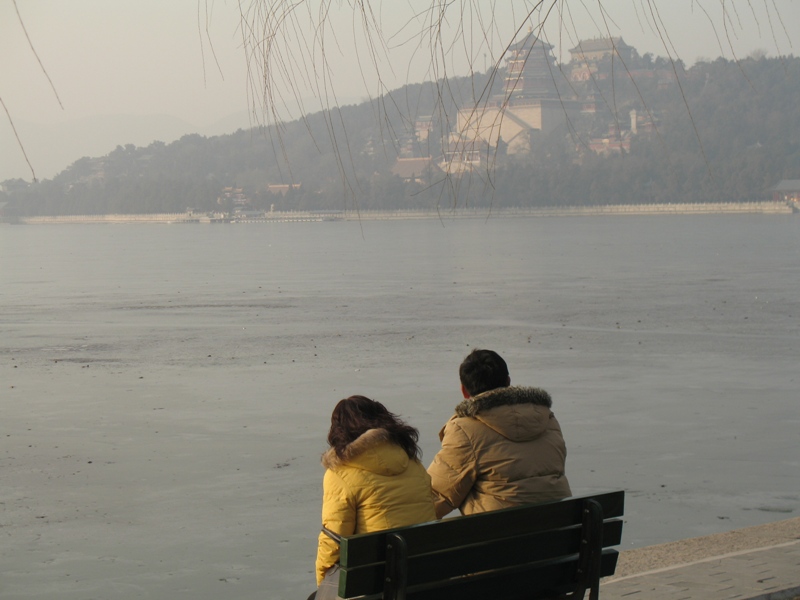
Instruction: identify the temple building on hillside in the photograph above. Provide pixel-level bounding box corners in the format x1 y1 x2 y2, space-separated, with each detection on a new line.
568 37 635 81
444 31 579 171
414 116 433 143
390 157 441 185
217 187 249 209
770 180 800 209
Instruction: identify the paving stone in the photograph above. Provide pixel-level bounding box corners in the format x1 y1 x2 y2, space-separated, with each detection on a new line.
602 538 800 600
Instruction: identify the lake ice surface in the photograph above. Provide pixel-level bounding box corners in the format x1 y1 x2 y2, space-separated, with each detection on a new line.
2 215 798 599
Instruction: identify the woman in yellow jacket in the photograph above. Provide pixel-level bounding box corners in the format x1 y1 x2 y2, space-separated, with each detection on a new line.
313 395 435 599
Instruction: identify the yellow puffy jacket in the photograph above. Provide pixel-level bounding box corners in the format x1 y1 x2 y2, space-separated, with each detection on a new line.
315 428 436 584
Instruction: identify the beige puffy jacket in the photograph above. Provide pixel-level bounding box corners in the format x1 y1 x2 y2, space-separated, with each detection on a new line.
427 386 571 519
315 428 435 584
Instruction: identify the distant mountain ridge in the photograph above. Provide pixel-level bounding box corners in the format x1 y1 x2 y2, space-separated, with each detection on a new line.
0 111 257 182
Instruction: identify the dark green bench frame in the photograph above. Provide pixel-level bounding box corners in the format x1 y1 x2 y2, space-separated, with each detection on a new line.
323 490 625 600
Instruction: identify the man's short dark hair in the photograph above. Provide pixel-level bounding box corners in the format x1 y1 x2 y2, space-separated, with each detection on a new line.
459 349 509 397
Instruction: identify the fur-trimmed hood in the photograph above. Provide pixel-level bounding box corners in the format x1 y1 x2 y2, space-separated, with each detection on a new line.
321 428 410 476
451 386 555 443
455 386 552 417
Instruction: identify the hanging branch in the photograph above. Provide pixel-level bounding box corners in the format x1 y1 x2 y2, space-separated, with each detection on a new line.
6 0 64 181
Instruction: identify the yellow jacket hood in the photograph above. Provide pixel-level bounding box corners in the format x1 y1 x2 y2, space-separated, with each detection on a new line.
321 428 410 475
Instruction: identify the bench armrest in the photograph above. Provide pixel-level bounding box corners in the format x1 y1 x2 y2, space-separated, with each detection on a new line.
322 526 343 544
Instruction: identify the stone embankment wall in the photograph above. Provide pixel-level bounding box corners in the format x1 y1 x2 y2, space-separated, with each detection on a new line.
15 202 794 224
19 213 203 224
341 202 793 220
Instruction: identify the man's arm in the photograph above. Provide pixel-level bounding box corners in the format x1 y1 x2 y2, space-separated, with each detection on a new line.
427 419 478 519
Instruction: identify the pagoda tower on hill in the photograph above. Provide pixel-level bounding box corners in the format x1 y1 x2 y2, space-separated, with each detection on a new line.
444 31 578 170
503 33 559 99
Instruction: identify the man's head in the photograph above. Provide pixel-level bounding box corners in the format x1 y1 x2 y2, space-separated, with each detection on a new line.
459 349 510 397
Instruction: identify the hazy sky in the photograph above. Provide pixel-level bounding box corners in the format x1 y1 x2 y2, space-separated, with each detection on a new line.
2 1 798 181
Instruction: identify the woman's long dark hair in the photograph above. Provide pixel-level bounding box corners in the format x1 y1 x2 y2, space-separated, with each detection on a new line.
328 395 422 461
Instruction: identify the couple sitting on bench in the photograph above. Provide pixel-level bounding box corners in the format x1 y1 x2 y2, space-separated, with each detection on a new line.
312 348 573 599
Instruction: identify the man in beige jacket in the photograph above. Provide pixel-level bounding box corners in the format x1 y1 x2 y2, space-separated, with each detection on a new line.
427 349 572 518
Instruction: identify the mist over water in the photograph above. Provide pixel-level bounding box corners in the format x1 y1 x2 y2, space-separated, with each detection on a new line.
2 215 799 599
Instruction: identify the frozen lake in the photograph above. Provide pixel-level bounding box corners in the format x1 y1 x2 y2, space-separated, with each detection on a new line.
2 215 799 599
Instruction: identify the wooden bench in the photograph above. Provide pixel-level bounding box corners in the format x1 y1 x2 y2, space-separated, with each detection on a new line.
323 490 624 600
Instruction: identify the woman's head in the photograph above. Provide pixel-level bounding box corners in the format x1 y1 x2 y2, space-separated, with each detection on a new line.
328 395 422 461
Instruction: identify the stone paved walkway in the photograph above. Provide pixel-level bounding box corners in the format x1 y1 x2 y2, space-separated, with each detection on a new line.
601 517 800 600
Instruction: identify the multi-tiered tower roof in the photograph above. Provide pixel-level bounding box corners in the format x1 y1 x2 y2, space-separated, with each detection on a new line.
503 33 559 99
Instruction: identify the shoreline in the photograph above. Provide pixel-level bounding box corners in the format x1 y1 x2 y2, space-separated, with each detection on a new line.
6 201 796 225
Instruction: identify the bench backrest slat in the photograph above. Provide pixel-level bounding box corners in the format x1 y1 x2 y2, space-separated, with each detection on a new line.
337 491 625 599
341 519 623 594
403 549 620 600
340 490 624 567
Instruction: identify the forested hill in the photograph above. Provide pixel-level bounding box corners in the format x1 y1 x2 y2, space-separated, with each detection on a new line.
2 54 799 217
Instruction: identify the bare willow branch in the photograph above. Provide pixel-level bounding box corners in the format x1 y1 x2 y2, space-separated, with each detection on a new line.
197 0 226 86
13 0 63 110
7 0 66 181
1 96 37 182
